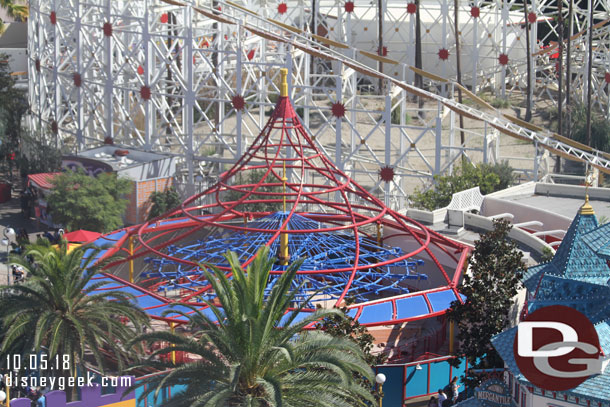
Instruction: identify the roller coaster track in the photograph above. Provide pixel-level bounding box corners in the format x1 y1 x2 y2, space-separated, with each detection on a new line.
164 0 610 175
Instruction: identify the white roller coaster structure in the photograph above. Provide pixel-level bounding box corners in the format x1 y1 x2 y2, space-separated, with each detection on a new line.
27 0 610 208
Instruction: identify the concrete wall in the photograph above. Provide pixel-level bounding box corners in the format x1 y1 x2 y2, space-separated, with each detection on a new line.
535 182 610 202
405 207 447 225
464 212 554 258
481 196 572 233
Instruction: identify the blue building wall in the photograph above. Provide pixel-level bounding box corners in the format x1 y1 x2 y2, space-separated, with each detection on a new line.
378 356 467 404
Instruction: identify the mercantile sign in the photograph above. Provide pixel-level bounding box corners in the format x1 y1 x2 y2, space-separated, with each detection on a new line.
475 379 513 407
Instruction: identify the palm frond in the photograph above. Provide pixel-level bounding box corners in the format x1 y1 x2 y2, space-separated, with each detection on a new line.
132 246 374 406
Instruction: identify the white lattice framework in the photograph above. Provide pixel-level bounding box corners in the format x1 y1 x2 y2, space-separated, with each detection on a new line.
27 0 610 209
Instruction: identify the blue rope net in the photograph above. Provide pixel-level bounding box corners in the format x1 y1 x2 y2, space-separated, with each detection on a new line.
142 212 426 306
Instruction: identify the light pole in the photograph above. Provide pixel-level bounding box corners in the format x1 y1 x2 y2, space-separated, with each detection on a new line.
0 373 8 407
2 227 15 285
375 373 386 407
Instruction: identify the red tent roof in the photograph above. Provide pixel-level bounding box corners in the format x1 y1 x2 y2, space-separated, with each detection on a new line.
27 172 61 190
63 229 102 243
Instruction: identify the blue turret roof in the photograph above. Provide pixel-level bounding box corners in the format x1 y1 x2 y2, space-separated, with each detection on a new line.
492 319 610 404
528 275 610 324
490 202 610 404
583 221 610 259
522 209 609 294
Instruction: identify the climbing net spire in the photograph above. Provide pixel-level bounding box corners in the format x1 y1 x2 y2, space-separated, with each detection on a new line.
128 67 468 313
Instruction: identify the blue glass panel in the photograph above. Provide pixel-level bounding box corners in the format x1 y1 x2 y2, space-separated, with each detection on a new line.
357 301 393 324
395 295 429 319
427 290 458 312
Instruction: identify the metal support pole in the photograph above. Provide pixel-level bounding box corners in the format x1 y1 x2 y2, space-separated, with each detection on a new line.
434 101 442 175
335 62 344 202
472 0 479 91
501 0 508 99
185 4 195 197
534 141 540 181
129 235 134 283
483 121 489 164
236 22 243 158
449 105 455 174
104 0 114 144
143 0 152 149
377 0 384 93
453 0 465 161
5 244 9 285
75 0 84 152
566 0 573 107
170 322 176 364
585 0 594 146
557 0 563 136
407 7 415 84
53 0 61 148
384 87 391 206
441 0 448 97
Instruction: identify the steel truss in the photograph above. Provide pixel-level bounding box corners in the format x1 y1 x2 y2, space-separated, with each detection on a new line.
28 0 610 208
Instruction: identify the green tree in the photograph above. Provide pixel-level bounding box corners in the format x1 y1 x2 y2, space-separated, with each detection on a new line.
568 102 610 152
147 187 182 220
18 130 63 177
446 219 526 387
132 246 375 407
48 169 132 232
0 241 149 397
411 162 514 211
317 298 386 401
539 246 555 263
0 54 28 175
0 0 28 32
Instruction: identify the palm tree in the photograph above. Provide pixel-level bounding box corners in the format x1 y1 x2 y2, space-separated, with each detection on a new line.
133 246 376 407
0 0 28 33
0 240 149 392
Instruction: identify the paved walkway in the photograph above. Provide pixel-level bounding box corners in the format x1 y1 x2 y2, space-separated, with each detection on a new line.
0 187 48 285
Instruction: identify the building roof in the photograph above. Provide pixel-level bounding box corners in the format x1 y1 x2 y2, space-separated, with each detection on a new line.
526 274 610 324
0 22 27 48
522 208 610 296
492 320 610 404
27 172 61 190
582 222 610 259
491 201 610 404
498 189 610 221
75 146 172 172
